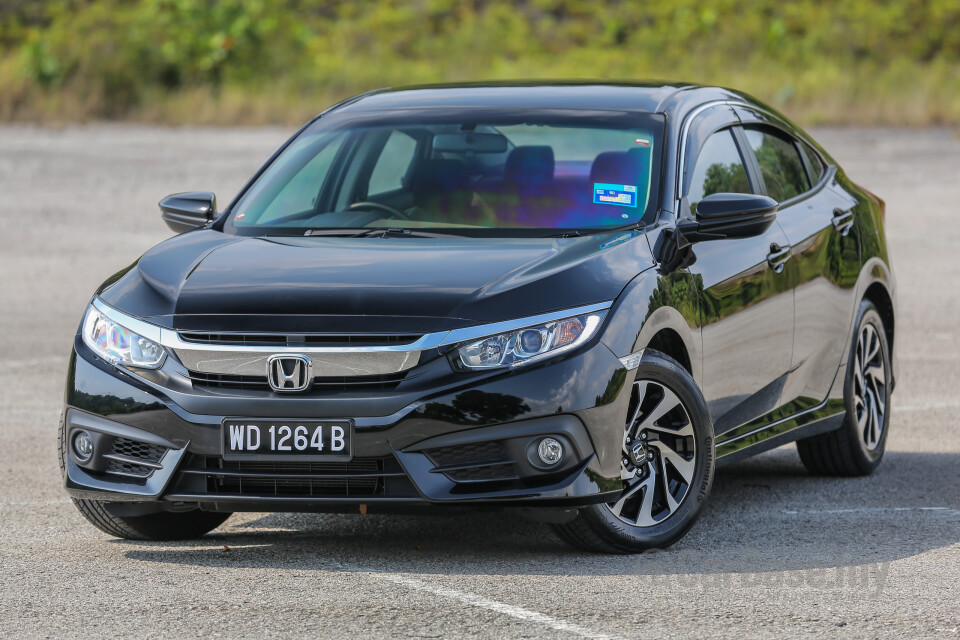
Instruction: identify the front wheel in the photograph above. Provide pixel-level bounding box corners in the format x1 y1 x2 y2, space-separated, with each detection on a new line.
553 350 714 554
58 413 231 540
72 499 231 540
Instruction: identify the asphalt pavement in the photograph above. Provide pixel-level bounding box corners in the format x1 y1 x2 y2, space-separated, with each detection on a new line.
0 124 957 639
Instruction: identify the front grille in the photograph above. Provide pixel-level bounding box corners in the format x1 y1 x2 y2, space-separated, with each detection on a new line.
110 438 166 464
424 441 517 483
446 463 516 482
181 456 416 498
179 332 421 347
188 371 408 392
427 441 507 466
101 437 169 480
188 371 271 390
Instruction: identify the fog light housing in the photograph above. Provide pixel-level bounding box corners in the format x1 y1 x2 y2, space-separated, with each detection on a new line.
73 430 94 462
537 437 564 466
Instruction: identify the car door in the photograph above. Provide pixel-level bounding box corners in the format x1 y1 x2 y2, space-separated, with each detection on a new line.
739 123 861 415
681 124 796 437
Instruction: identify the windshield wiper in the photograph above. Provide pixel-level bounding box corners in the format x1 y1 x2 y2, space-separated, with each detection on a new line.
302 227 459 238
548 222 645 238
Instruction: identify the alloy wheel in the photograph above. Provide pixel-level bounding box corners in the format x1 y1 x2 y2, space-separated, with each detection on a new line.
605 379 697 526
854 323 887 450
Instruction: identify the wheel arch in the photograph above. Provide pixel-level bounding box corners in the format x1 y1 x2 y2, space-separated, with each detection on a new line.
600 271 703 387
644 328 693 375
854 256 897 389
864 281 895 357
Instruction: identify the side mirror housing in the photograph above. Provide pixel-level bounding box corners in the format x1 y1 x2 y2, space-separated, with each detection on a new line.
159 191 216 233
679 193 778 242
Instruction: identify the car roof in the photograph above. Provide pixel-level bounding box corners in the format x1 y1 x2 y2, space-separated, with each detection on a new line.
327 81 703 115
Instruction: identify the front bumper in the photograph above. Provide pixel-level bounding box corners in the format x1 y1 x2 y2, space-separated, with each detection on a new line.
62 335 632 512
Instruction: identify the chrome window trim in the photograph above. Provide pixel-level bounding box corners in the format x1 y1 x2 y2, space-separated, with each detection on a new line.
675 99 788 218
92 297 613 354
675 100 742 211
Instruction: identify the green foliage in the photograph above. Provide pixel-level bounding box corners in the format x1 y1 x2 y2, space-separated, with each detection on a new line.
751 135 807 202
647 274 702 328
20 37 61 88
1 0 959 123
703 163 750 201
143 0 306 88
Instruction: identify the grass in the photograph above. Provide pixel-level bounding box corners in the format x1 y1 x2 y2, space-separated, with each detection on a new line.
3 57 958 128
3 1 960 128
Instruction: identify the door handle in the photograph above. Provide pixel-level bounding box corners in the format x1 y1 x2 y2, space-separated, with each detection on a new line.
832 208 854 235
766 243 791 273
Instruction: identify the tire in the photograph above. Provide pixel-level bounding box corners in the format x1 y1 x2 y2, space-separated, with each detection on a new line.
59 412 231 540
71 498 231 541
553 349 714 554
797 300 891 476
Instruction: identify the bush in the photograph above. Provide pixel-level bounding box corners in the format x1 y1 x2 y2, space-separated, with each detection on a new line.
1 0 959 124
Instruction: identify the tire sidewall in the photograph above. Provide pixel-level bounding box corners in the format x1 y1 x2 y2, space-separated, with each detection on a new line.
581 350 714 551
843 301 892 470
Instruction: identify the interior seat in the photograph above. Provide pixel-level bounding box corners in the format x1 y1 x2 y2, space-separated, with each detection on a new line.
408 158 473 222
496 146 558 226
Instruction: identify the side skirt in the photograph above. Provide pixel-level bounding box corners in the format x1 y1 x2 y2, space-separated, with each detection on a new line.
715 398 845 467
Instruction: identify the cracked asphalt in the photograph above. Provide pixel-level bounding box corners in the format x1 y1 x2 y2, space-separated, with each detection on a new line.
0 124 957 639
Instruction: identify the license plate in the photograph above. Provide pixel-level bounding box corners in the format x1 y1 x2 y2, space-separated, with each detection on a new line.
222 419 353 461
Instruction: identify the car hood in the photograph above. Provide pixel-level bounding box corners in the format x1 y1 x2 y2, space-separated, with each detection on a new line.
98 229 655 333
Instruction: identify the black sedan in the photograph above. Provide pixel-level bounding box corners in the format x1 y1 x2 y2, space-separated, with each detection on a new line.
60 82 896 553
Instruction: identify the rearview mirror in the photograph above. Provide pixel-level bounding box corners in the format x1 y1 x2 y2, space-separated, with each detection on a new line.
432 132 508 154
159 191 216 233
679 193 778 242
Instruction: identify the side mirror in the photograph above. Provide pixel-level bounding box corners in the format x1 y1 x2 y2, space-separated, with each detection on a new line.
678 193 778 242
159 191 216 233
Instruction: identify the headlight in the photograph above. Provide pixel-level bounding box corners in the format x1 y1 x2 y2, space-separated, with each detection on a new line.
81 305 166 369
457 312 605 369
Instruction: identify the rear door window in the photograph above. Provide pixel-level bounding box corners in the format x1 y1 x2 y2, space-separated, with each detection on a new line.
798 141 826 184
743 127 809 202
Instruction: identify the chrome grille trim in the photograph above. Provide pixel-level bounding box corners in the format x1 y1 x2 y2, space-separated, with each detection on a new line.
179 332 422 347
176 349 421 376
89 298 614 377
164 325 447 353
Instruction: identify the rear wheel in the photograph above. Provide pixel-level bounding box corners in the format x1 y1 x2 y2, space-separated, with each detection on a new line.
553 350 714 553
797 300 891 476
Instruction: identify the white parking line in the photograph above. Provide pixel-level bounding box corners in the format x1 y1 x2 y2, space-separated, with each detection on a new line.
350 568 625 640
0 499 71 506
896 400 960 411
0 356 65 371
783 507 960 516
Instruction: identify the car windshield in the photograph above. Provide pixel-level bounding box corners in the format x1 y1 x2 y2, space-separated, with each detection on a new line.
224 108 664 236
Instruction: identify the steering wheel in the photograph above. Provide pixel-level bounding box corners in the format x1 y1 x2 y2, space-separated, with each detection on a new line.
348 201 411 221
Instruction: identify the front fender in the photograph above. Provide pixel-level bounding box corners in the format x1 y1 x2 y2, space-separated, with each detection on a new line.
600 269 703 385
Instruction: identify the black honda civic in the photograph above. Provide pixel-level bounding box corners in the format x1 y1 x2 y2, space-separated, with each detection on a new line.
60 82 896 553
